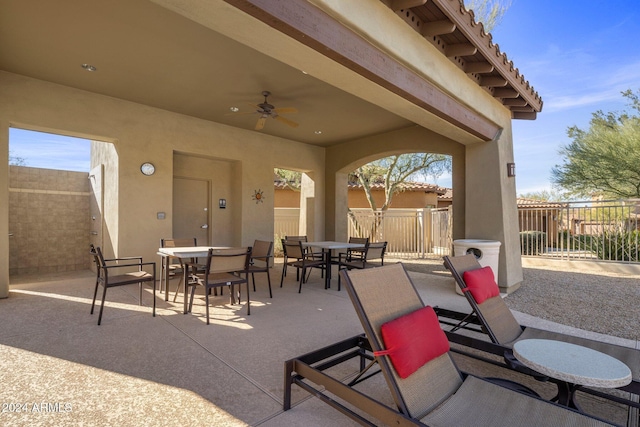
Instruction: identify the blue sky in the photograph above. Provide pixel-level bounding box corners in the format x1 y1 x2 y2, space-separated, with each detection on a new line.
490 0 640 194
9 128 91 172
9 0 640 193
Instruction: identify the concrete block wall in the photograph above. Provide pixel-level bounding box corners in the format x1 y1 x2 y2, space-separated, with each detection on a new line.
8 166 90 276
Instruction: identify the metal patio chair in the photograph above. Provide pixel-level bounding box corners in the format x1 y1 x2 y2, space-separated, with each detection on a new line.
186 247 252 325
279 240 325 293
89 244 156 325
247 239 273 298
337 241 387 290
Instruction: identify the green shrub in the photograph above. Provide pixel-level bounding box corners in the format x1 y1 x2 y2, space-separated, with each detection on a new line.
519 231 547 255
590 230 640 261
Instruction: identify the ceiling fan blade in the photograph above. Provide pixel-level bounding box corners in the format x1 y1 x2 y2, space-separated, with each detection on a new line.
255 116 267 130
273 107 298 114
274 115 299 128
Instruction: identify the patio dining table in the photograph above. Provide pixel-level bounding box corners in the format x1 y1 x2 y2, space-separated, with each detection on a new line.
157 246 230 313
301 241 365 289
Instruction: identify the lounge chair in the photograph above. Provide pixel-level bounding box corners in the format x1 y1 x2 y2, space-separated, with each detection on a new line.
284 263 614 426
442 254 640 399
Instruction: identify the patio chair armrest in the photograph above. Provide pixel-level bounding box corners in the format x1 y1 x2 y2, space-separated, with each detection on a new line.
103 256 144 262
102 261 156 274
250 255 271 264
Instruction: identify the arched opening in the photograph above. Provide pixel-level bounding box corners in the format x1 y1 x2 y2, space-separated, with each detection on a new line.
342 152 453 259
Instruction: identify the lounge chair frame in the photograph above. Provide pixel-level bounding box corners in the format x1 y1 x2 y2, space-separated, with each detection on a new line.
284 334 437 427
284 265 617 426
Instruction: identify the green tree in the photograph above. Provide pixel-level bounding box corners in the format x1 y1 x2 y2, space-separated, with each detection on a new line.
353 153 451 212
463 0 512 32
518 189 573 202
274 168 302 191
552 89 640 199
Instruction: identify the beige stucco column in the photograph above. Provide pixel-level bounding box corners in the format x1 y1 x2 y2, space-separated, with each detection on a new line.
0 120 8 298
465 122 523 293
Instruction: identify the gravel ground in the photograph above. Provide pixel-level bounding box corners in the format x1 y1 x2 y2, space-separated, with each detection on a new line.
393 257 640 342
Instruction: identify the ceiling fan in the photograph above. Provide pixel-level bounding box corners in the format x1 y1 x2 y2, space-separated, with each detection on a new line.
228 91 299 130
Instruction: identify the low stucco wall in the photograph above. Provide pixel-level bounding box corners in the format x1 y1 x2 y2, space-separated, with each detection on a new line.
9 166 91 275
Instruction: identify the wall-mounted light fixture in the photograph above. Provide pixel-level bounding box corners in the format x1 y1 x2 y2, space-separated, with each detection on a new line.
507 162 516 177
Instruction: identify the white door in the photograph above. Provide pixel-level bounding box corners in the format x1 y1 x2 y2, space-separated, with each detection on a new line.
173 177 209 245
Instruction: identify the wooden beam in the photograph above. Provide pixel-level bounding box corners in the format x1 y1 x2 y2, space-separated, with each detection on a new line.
389 0 428 11
509 106 535 112
502 98 528 107
492 88 520 98
444 43 477 57
223 0 501 141
420 20 456 37
464 62 493 74
513 111 537 120
480 76 508 87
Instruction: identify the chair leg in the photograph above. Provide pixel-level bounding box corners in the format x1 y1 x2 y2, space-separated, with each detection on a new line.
205 286 210 325
280 264 286 288
90 280 99 314
298 268 304 293
252 273 256 291
152 281 156 317
139 282 143 306
266 271 272 298
246 281 251 315
97 285 108 325
188 286 196 313
172 273 184 303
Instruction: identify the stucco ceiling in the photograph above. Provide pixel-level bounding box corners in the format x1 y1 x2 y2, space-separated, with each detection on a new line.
0 0 414 146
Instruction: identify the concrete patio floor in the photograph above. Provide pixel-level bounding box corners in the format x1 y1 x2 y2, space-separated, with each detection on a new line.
1 261 636 426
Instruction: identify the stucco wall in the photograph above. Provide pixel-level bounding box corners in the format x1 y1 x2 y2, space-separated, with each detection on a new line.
0 71 325 292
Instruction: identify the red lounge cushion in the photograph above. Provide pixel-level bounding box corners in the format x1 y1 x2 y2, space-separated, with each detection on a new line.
374 306 449 379
462 266 500 304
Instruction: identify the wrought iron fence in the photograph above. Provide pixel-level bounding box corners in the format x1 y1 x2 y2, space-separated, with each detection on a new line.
518 199 640 262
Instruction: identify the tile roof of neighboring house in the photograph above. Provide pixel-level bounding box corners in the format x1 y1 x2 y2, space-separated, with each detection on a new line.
346 182 447 194
438 188 453 200
275 179 448 194
516 198 566 208
274 180 294 190
436 191 567 208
